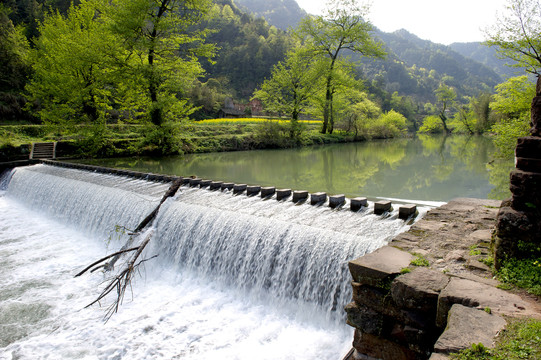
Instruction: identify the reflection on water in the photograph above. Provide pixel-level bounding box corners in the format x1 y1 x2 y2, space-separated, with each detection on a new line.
78 135 514 202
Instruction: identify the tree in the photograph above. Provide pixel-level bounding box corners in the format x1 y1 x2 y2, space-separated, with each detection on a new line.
0 4 31 121
434 83 456 134
253 47 321 137
26 0 117 127
490 75 535 156
296 0 385 134
485 0 541 75
100 0 215 127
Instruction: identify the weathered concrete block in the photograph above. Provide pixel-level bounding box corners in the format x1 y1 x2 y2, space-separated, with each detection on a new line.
433 304 506 354
374 200 392 215
221 182 234 190
276 189 292 200
398 204 417 220
329 194 346 208
246 185 261 196
345 302 384 336
210 181 223 190
436 277 530 328
352 282 400 318
351 197 368 211
189 178 202 187
233 184 247 194
199 179 212 188
181 177 191 185
391 268 449 313
348 246 414 286
261 186 276 198
311 192 327 205
292 190 309 202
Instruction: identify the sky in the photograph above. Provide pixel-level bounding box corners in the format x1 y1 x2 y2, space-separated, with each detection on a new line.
295 0 508 45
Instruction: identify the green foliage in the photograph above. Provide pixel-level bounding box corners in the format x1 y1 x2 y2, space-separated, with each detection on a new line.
451 318 541 360
253 46 322 137
485 0 541 75
410 254 430 267
418 115 444 133
400 267 411 274
497 257 541 296
296 0 386 134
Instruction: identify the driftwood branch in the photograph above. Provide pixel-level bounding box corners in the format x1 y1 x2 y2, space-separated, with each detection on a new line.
76 177 183 321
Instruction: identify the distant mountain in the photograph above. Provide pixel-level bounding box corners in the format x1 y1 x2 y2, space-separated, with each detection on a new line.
356 29 503 104
234 0 307 30
449 42 523 79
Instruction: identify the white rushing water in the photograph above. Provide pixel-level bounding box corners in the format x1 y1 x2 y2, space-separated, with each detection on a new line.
0 165 427 359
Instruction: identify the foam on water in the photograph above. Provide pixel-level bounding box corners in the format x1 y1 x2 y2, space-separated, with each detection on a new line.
0 164 428 359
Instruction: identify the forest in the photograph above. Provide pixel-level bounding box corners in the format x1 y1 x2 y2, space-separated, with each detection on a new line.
0 0 538 158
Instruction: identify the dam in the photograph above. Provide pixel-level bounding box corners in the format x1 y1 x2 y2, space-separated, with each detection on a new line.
0 163 430 359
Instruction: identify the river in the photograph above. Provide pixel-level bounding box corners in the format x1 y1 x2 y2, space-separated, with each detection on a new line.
78 135 513 203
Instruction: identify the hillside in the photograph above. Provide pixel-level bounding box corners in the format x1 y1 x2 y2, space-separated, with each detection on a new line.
234 0 307 30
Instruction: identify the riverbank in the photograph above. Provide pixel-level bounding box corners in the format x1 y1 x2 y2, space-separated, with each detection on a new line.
0 121 365 161
344 198 541 359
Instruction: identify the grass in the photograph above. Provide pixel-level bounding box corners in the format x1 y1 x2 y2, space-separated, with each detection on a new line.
496 257 541 296
450 318 541 360
410 254 430 267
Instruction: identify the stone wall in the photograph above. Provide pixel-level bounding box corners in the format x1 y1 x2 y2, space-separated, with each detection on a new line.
494 77 541 268
343 199 535 360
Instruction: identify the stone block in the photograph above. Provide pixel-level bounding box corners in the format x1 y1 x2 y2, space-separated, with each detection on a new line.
515 157 541 172
374 200 392 215
210 181 223 190
311 192 327 205
199 179 212 188
276 189 292 200
329 194 346 208
260 186 275 198
345 302 384 335
181 177 191 185
351 197 368 211
292 190 308 202
429 353 450 360
246 185 261 196
391 268 449 313
436 277 530 328
352 330 417 360
515 136 541 158
233 184 247 194
221 182 234 190
398 204 417 220
348 246 414 286
189 178 201 187
433 304 506 354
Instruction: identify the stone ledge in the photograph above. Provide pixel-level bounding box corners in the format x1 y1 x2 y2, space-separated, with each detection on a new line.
433 304 506 354
391 268 449 313
348 246 414 286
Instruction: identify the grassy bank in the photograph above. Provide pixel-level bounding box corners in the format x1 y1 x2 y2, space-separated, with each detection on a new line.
1 118 369 160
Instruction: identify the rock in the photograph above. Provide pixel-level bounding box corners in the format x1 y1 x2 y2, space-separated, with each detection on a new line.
391 268 449 313
348 246 414 286
345 302 384 336
465 259 491 273
433 304 506 354
429 353 451 360
443 250 466 262
353 330 417 360
436 277 530 328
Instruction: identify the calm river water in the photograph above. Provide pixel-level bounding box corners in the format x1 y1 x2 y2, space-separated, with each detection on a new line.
80 135 513 203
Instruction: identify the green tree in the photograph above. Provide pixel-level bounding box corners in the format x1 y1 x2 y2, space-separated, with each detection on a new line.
0 4 31 121
296 0 385 134
26 0 117 127
253 47 321 137
490 75 535 157
485 0 541 75
101 0 215 127
434 83 456 134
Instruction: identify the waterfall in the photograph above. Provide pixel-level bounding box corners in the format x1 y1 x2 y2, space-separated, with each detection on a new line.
0 164 424 359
